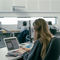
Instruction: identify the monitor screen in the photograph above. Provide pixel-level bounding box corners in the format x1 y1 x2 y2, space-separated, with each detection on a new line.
5 37 19 51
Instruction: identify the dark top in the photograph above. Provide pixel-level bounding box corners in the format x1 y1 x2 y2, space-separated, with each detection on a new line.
18 30 29 43
44 37 60 60
23 40 42 60
17 37 60 60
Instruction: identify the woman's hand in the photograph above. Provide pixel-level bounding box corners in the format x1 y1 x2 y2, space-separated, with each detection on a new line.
16 48 26 54
22 48 30 52
16 48 30 54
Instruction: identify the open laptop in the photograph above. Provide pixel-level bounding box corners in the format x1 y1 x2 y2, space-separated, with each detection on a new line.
4 37 33 58
4 37 23 57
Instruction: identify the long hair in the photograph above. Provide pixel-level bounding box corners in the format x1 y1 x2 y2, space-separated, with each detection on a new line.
33 18 53 60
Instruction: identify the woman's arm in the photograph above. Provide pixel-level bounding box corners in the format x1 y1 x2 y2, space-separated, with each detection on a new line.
16 48 30 54
22 48 31 52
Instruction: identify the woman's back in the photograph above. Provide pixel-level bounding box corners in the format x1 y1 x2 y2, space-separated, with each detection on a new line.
44 37 60 60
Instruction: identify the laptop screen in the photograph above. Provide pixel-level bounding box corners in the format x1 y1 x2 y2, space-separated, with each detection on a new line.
4 37 19 51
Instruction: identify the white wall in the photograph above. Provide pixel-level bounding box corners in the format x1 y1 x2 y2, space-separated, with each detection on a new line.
0 0 60 12
0 13 60 30
2 25 17 31
0 0 60 30
0 0 12 12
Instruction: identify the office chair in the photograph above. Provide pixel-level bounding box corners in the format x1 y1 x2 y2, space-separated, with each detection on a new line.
44 37 60 60
0 29 3 41
18 29 29 43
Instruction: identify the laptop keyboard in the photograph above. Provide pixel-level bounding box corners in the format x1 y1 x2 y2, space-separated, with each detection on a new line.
6 51 22 57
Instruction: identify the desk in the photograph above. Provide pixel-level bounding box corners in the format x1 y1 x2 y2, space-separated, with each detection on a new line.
0 47 20 60
2 30 20 33
1 31 20 40
0 42 33 60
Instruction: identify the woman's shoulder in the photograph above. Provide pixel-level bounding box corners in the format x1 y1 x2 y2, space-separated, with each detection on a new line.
34 40 40 44
51 36 59 42
46 36 59 53
34 40 42 47
49 36 60 48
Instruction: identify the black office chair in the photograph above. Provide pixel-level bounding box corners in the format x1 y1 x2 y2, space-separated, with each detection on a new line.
0 29 3 41
50 27 57 35
18 29 29 43
44 37 60 60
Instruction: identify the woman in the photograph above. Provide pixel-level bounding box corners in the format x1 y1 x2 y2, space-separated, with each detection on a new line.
17 18 59 60
33 18 53 60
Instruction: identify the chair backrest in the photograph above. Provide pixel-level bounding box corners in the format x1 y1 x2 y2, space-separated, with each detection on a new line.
0 30 3 41
18 29 29 43
44 37 60 60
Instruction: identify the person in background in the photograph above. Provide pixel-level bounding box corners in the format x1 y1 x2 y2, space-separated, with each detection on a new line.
48 21 57 35
18 21 29 43
17 18 59 60
20 21 28 32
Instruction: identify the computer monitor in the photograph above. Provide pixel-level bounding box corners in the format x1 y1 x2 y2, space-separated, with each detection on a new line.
4 37 19 51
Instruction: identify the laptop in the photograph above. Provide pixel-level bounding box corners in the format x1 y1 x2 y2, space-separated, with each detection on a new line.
4 37 23 57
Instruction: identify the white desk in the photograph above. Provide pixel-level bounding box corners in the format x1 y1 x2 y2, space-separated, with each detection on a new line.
0 42 33 60
0 47 21 60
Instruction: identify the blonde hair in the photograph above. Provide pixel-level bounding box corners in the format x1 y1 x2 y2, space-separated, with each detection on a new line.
33 18 53 60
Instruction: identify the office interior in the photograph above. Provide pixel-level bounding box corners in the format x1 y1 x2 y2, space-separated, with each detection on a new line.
0 0 60 60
